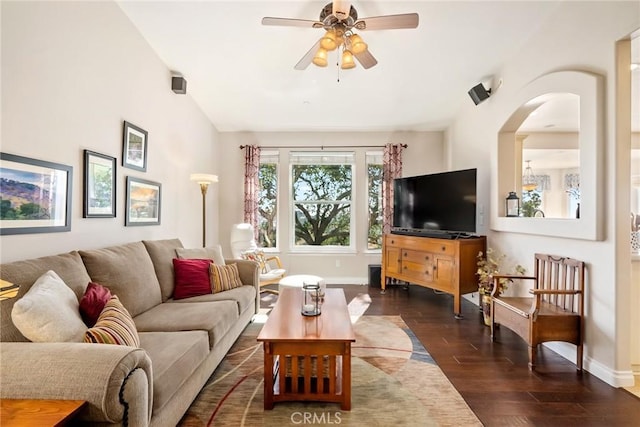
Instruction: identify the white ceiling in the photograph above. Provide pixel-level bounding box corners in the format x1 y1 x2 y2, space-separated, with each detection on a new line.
116 1 638 133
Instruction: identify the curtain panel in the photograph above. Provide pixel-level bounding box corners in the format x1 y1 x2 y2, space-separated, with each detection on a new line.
243 145 261 239
382 144 405 235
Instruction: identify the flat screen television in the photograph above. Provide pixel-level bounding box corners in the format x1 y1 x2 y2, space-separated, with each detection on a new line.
392 168 477 239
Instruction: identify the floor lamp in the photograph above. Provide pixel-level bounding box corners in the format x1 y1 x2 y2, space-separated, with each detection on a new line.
190 173 218 247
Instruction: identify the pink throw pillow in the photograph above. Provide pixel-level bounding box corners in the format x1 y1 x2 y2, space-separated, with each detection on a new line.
173 258 213 300
79 282 112 327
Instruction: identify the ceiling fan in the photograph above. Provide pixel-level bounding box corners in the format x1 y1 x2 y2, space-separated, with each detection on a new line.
262 1 419 70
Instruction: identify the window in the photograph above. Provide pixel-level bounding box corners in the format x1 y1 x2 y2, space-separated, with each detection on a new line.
258 151 278 248
367 152 383 250
290 152 354 249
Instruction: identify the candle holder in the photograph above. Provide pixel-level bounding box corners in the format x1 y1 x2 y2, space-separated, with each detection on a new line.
301 282 321 316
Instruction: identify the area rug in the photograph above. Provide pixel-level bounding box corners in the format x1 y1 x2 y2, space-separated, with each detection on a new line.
178 315 481 426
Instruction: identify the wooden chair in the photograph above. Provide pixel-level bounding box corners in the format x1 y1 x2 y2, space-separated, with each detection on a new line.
257 255 285 294
490 253 586 371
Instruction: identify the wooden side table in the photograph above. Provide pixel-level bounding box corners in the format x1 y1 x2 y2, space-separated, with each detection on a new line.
0 399 86 426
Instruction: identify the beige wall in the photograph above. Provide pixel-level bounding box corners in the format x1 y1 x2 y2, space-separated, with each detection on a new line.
447 1 639 386
0 1 221 263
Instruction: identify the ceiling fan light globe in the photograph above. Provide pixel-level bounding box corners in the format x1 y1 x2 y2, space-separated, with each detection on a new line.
312 47 329 67
340 49 356 70
349 34 367 54
341 50 356 69
320 31 338 51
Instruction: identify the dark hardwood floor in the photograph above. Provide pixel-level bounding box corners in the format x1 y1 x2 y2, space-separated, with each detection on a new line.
263 283 640 426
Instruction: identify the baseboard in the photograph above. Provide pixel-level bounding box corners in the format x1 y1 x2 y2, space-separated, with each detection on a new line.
323 276 368 285
545 342 635 387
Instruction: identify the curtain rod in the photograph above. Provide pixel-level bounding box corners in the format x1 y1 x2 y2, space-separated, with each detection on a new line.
239 144 407 150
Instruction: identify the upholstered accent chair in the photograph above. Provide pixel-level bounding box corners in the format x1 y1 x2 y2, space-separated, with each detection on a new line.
230 223 285 294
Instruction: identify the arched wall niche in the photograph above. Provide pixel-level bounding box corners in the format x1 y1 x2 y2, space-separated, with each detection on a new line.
491 70 605 240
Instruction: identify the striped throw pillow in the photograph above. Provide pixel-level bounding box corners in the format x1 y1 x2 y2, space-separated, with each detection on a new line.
84 295 140 347
210 263 243 293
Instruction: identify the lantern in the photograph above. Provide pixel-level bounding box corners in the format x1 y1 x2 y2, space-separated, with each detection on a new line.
506 191 520 217
301 282 321 316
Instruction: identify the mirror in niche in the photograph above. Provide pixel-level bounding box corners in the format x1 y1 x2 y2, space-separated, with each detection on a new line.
517 93 580 219
493 70 604 241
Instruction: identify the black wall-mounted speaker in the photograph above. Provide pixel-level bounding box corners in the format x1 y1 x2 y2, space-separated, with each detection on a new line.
468 83 491 105
171 76 187 94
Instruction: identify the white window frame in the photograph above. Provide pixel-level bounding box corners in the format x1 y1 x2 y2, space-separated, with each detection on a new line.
289 151 356 253
366 151 383 252
259 150 280 251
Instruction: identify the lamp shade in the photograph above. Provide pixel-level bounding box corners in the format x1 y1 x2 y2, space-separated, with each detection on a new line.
522 160 537 191
341 50 356 69
349 34 367 54
312 47 328 67
320 31 338 51
190 173 218 185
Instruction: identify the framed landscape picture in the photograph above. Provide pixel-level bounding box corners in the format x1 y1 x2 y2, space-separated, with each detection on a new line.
125 176 161 226
0 152 73 235
122 121 148 172
83 150 116 218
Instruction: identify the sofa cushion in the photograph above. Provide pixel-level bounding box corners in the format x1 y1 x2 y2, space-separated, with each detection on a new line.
142 238 184 302
11 270 87 343
173 258 212 300
176 244 225 266
210 263 244 293
84 295 140 347
79 282 112 327
138 331 209 413
1 251 91 343
169 285 257 316
133 301 239 349
80 242 162 317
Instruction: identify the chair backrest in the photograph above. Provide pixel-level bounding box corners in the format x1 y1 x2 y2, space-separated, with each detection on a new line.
230 223 257 259
533 253 585 314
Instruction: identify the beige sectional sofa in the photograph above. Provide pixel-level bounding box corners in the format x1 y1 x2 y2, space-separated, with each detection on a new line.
0 238 260 427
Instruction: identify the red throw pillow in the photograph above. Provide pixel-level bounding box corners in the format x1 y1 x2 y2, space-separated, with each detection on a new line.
173 258 213 300
79 282 112 327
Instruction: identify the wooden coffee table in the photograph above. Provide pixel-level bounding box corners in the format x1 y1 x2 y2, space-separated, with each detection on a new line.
257 287 356 410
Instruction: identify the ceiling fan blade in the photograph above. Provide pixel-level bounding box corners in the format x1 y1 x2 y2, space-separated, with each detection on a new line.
294 40 321 70
354 13 419 31
354 49 378 69
262 17 323 28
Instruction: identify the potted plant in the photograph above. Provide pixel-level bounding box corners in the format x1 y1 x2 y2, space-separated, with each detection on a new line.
521 190 542 217
476 248 526 326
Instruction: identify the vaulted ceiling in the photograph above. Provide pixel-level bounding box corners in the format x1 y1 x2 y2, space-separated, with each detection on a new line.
117 1 638 133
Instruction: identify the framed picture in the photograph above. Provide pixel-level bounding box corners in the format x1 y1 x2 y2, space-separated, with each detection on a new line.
0 152 73 235
125 176 161 226
122 121 148 172
83 150 116 218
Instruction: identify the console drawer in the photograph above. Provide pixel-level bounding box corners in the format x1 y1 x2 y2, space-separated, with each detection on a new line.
402 260 434 282
401 249 435 264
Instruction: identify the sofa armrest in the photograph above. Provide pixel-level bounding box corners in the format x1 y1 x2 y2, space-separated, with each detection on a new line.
226 258 260 313
0 342 152 426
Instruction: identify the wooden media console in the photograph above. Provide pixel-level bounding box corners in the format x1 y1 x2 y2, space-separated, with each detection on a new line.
382 234 486 318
